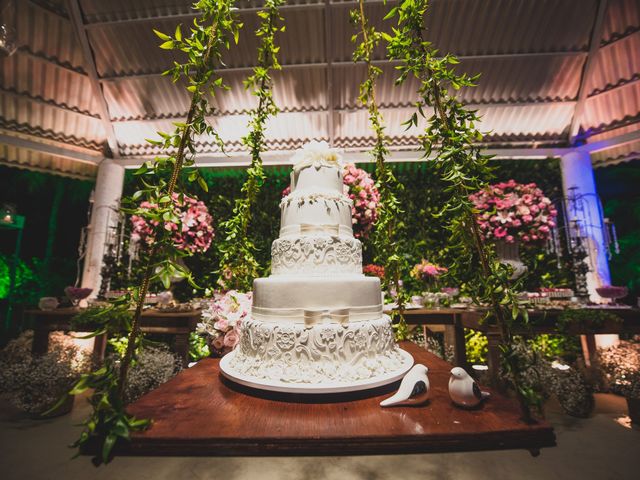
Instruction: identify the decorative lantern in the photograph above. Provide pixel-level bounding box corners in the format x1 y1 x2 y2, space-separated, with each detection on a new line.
0 203 16 224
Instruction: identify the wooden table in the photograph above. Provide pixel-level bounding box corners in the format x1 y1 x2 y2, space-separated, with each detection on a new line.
25 308 202 365
400 307 640 385
459 307 640 383
110 342 555 457
401 308 477 369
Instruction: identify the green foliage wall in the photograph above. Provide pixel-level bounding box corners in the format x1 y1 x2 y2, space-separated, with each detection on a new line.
118 158 566 298
595 159 640 298
0 166 93 301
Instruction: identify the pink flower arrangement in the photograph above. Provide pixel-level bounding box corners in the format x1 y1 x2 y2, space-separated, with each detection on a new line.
363 264 385 279
281 164 380 239
342 164 380 239
411 259 448 282
196 290 252 353
130 193 214 254
469 180 557 245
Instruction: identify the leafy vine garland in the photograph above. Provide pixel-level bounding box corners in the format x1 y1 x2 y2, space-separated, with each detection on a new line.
64 0 243 464
385 0 539 422
217 0 286 291
351 0 411 339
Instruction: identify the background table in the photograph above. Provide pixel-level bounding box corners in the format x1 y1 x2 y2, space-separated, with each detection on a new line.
401 307 640 384
109 342 556 457
25 308 201 365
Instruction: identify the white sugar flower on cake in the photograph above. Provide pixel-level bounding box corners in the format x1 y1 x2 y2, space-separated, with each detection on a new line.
291 140 343 172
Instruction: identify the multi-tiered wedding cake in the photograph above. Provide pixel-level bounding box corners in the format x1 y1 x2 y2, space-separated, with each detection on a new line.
220 142 413 393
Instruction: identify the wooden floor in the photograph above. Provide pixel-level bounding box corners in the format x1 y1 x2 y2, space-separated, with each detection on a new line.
113 342 555 457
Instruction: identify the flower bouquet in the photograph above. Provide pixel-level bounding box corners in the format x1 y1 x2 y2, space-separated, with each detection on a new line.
411 259 447 285
411 260 448 307
363 264 385 279
196 290 252 357
130 192 214 254
342 164 380 239
470 179 557 245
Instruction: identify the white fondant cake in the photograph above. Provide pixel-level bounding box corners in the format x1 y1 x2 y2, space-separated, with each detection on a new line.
220 141 413 392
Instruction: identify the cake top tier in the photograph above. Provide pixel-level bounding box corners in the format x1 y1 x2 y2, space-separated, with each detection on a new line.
290 141 343 194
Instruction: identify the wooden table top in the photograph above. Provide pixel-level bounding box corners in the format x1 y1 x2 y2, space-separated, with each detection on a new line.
113 342 555 457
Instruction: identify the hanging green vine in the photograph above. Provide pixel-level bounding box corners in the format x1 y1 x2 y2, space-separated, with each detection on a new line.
61 1 243 464
217 0 285 291
385 0 539 422
351 0 410 339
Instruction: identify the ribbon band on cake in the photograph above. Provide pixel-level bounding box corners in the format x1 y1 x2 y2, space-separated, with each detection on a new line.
280 223 353 237
251 304 382 324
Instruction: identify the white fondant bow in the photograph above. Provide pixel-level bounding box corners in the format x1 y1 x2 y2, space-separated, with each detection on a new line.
303 308 350 328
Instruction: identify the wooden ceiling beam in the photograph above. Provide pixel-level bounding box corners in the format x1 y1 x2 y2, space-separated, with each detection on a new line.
324 0 335 146
568 0 609 144
0 131 103 164
98 51 586 82
66 0 121 158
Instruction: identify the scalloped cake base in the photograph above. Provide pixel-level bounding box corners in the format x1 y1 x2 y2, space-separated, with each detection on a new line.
219 348 414 394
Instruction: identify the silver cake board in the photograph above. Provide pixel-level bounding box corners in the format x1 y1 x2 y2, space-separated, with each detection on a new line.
219 348 414 395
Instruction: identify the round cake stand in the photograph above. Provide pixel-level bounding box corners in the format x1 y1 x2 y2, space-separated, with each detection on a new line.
219 348 414 394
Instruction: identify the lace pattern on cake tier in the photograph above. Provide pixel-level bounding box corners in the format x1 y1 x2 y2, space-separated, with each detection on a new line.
228 316 406 384
279 191 352 209
271 235 362 275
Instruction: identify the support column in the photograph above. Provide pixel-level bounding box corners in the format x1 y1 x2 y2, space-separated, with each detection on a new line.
81 159 125 296
560 150 617 347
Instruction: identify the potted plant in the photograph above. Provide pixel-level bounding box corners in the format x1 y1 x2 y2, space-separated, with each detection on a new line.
598 341 640 424
0 331 90 418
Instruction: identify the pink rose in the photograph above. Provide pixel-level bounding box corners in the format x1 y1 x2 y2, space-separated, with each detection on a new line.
212 335 225 350
214 319 229 331
223 329 240 348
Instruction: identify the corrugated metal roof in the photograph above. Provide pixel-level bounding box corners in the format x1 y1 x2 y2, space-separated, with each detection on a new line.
586 31 640 95
601 0 640 45
331 0 596 63
17 1 84 71
103 66 328 121
333 54 585 110
581 81 640 132
0 143 97 179
0 0 638 174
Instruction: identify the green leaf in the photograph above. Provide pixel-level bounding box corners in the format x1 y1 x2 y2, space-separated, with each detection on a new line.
197 176 208 192
153 29 170 41
159 40 174 50
102 433 117 464
175 24 182 41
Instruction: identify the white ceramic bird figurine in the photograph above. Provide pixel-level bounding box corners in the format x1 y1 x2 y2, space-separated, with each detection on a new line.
380 364 430 407
448 367 490 408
